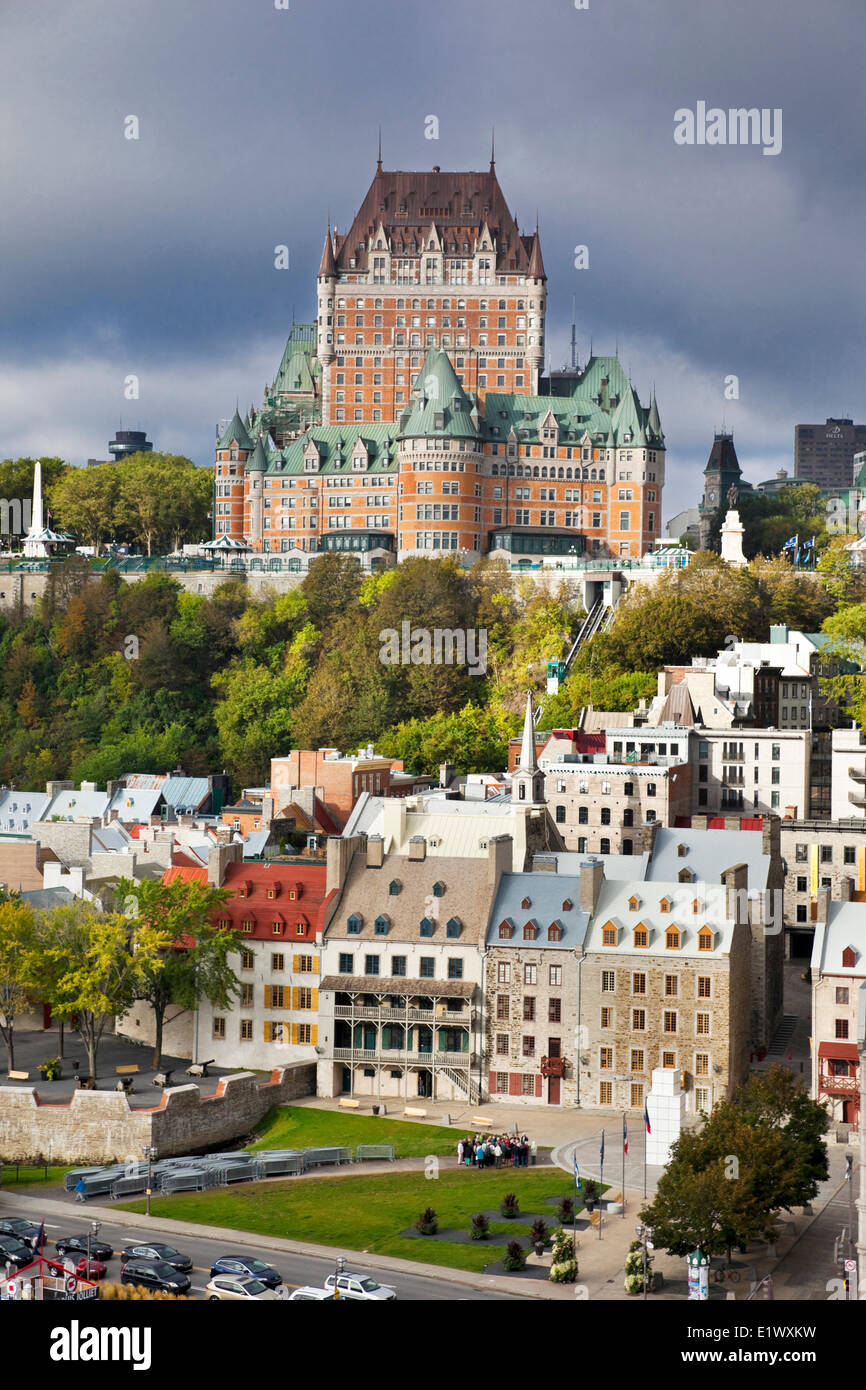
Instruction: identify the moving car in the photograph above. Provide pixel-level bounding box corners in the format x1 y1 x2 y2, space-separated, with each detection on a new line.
323 1272 397 1300
120 1242 192 1273
288 1285 340 1301
0 1235 36 1270
46 1255 107 1280
55 1234 114 1260
0 1219 41 1247
205 1275 279 1301
120 1257 191 1295
209 1256 282 1288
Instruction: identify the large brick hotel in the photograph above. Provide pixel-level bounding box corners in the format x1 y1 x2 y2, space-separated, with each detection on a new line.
213 156 664 563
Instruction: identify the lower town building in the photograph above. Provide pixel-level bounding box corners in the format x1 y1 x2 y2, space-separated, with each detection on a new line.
779 820 866 958
810 885 864 1130
315 832 513 1103
541 751 691 854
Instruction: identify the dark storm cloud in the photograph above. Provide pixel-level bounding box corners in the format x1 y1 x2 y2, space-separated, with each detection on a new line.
1 0 863 508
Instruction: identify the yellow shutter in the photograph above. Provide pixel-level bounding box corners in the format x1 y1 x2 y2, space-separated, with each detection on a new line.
291 1023 298 1045
311 1025 318 1045
263 1021 269 1042
293 954 301 971
264 985 272 1008
312 955 319 973
311 989 318 1011
292 987 299 1010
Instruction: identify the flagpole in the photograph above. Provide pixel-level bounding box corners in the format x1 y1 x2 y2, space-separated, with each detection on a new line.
599 1129 604 1242
622 1112 626 1218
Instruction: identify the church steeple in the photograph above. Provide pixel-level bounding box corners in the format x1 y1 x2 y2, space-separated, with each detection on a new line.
513 692 545 805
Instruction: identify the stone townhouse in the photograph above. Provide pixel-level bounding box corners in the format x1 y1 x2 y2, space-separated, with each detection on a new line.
578 860 753 1116
541 751 691 855
119 849 329 1071
483 869 590 1107
316 831 513 1104
780 820 866 958
810 884 865 1130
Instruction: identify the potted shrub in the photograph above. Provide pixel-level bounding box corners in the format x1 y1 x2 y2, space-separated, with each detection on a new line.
414 1207 438 1236
530 1218 550 1256
624 1239 653 1295
37 1057 62 1081
503 1239 527 1272
582 1179 599 1212
469 1213 490 1241
500 1192 520 1219
550 1231 579 1283
557 1196 575 1225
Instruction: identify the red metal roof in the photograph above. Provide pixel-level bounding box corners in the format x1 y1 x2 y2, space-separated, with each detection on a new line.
817 1041 859 1062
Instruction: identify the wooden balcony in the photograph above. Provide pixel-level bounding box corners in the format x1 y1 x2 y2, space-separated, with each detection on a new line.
819 1071 859 1095
333 1005 471 1024
332 1047 474 1067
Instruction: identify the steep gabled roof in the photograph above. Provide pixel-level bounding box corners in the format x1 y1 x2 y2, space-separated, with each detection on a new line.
217 410 253 451
399 348 478 439
318 227 337 277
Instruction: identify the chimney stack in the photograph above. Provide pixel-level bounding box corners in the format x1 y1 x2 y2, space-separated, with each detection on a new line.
579 859 604 913
366 834 384 869
408 835 427 862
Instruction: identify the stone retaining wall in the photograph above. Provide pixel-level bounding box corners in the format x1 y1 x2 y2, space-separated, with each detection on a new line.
0 1062 315 1163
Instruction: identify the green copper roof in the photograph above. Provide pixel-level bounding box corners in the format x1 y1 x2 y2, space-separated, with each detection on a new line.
272 424 399 476
647 392 664 444
246 438 268 472
610 385 647 448
399 348 478 439
218 410 253 451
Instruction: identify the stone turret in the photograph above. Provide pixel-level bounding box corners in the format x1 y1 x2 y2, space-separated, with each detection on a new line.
317 224 337 424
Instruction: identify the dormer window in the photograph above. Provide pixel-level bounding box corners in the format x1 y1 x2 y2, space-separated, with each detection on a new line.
698 928 713 952
242 919 253 934
677 843 688 858
633 926 648 948
389 880 402 896
296 920 308 936
547 923 562 942
666 927 681 950
446 917 461 938
523 922 538 941
432 882 445 898
289 884 300 900
602 922 618 947
498 920 512 939
628 895 640 912
678 868 695 883
420 917 435 937
521 896 531 911
659 897 672 914
347 914 362 935
374 914 390 936
561 899 573 912
272 921 283 936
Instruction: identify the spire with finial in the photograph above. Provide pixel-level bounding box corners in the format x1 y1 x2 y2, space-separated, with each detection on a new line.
490 126 495 170
517 692 538 772
376 126 382 173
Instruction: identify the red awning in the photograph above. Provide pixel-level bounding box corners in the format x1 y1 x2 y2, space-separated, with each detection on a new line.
818 1041 860 1063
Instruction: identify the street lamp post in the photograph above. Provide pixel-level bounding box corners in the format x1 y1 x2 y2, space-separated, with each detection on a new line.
333 1254 345 1300
143 1146 158 1218
87 1220 101 1279
846 1153 855 1299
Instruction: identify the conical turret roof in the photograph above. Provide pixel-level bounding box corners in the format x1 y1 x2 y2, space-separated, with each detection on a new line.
217 410 253 451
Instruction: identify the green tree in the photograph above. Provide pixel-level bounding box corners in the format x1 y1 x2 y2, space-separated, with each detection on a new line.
37 901 170 1079
376 703 514 776
113 878 239 1068
50 466 120 549
0 897 39 1071
114 454 211 555
300 553 363 629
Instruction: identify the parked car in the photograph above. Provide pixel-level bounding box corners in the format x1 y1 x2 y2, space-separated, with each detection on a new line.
0 1235 35 1270
55 1234 114 1261
0 1219 41 1247
323 1272 397 1300
120 1242 192 1273
46 1255 107 1281
205 1275 279 1302
209 1256 282 1288
287 1285 340 1301
120 1258 191 1295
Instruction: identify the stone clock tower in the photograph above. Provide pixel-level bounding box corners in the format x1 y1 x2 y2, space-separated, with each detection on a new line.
698 431 746 549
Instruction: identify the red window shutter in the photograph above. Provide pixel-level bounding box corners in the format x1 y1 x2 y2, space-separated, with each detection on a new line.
535 1074 542 1098
509 1073 522 1096
489 1069 498 1094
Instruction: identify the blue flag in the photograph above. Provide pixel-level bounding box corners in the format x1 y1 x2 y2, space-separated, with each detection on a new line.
34 1221 45 1253
600 1129 605 1170
573 1153 581 1190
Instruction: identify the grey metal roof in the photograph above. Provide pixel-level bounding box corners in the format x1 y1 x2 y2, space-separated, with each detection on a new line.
486 873 590 949
161 777 210 811
647 826 770 892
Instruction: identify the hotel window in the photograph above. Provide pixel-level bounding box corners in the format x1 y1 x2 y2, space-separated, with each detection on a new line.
242 919 253 934
697 976 712 999
663 1011 678 1034
632 1008 646 1031
240 983 254 1007
298 988 313 1010
632 972 646 995
549 964 562 986
601 1006 613 1028
240 1019 253 1041
523 997 536 1021
602 970 615 992
497 961 511 984
524 964 538 985
496 995 510 1021
599 1081 613 1106
695 1052 710 1077
600 1047 613 1070
213 1017 226 1039
271 953 284 972
631 1049 644 1072
241 950 254 971
696 1013 711 1036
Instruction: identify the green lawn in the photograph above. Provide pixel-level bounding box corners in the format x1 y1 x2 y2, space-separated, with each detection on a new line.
0 1164 70 1190
247 1104 461 1159
119 1168 592 1273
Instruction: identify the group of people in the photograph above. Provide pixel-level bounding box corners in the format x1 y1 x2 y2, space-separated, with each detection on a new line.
458 1133 533 1168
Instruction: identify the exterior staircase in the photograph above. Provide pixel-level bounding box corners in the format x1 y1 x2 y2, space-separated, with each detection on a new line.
441 1066 480 1105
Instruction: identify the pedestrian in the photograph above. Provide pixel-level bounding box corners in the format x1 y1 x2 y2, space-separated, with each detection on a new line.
457 1138 464 1166
74 1178 86 1203
476 1140 485 1167
494 1139 503 1169
521 1134 529 1167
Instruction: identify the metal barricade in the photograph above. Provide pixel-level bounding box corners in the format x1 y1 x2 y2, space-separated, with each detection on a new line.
302 1146 352 1168
355 1145 396 1163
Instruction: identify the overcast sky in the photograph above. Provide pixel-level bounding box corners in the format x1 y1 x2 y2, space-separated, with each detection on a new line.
1 0 863 519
